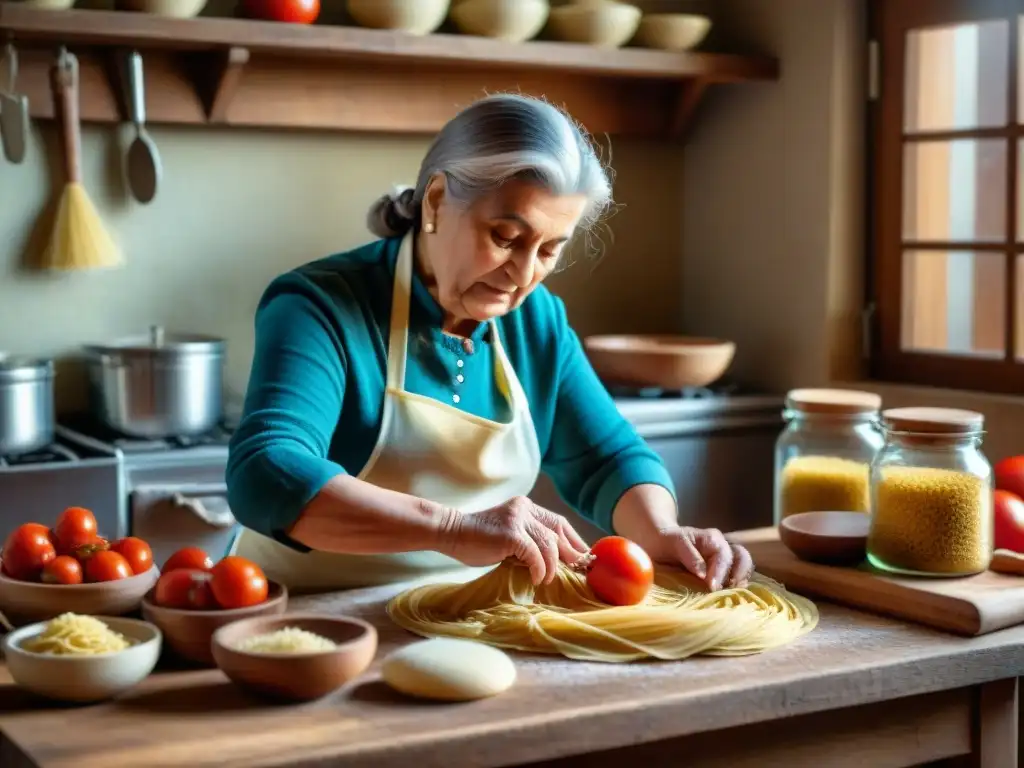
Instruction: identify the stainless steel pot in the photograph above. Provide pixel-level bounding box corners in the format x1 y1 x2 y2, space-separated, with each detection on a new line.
84 326 226 439
0 355 56 456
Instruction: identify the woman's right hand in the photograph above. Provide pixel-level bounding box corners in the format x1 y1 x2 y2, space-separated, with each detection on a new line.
437 496 590 585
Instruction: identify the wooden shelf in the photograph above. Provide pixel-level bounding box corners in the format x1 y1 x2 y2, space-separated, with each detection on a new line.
0 5 780 138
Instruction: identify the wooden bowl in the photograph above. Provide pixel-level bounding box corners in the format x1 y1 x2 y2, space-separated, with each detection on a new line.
141 581 288 666
0 562 160 627
450 0 550 43
779 511 870 566
116 0 207 17
346 0 450 35
4 616 162 703
546 0 642 48
633 13 712 51
583 335 736 389
212 614 378 701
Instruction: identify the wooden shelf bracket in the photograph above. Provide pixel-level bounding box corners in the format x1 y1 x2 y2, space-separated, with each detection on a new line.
191 46 250 124
671 79 710 138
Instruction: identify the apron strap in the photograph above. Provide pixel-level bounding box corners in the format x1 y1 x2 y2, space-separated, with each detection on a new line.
386 233 414 391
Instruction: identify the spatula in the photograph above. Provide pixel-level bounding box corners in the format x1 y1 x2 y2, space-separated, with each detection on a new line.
0 43 30 165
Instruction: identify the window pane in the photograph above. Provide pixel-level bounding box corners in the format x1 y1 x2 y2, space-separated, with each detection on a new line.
903 140 1006 242
905 20 1008 132
901 250 1005 358
1018 255 1024 361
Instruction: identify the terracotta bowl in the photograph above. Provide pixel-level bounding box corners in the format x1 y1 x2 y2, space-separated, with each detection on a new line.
0 562 160 627
141 580 288 666
779 511 870 566
4 616 162 703
212 614 378 702
583 335 736 389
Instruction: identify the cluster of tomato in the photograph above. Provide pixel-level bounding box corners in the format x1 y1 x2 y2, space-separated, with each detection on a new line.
153 548 270 612
994 457 1024 553
1 507 153 584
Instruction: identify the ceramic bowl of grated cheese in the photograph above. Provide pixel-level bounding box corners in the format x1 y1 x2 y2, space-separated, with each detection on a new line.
211 614 378 701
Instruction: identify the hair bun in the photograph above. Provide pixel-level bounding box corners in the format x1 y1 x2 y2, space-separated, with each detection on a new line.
366 185 418 238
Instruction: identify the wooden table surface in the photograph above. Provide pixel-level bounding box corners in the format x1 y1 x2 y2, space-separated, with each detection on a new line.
3 552 1024 767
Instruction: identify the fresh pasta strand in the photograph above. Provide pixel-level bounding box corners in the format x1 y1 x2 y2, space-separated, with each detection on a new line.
387 561 818 663
20 613 132 656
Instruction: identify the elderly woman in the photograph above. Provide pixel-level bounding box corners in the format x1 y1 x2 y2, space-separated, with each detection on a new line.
226 94 753 593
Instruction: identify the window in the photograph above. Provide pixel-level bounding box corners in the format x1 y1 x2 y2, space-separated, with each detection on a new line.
869 0 1024 394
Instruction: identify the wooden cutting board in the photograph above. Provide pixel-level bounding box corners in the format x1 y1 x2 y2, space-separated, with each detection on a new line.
732 527 1024 637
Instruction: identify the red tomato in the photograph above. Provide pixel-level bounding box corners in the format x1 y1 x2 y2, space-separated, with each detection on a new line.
53 507 98 554
242 0 319 24
84 550 133 583
994 490 1024 554
70 537 110 563
41 555 83 585
585 536 654 606
154 568 216 610
162 547 214 574
111 537 153 575
210 556 268 609
995 457 1024 501
2 523 56 581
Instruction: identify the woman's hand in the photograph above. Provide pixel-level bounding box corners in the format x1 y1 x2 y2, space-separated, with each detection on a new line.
437 496 590 585
649 526 753 592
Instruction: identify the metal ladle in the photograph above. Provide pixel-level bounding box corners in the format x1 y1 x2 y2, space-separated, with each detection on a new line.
123 50 162 204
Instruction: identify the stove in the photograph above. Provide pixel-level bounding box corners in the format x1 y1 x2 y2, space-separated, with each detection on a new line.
0 418 238 565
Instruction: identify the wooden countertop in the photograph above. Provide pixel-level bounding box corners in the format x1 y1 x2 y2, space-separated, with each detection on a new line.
3 545 1024 767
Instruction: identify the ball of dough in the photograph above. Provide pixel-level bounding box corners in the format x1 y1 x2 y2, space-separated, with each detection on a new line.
381 638 517 701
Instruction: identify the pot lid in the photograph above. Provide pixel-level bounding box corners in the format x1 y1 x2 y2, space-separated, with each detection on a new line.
0 354 55 383
86 326 226 355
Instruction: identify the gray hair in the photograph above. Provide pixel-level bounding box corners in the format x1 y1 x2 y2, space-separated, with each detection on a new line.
367 94 612 240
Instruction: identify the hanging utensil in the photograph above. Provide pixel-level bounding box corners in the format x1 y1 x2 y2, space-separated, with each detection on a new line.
0 43 30 164
122 50 161 204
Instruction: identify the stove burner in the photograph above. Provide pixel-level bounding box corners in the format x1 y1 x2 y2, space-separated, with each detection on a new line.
605 381 741 400
0 443 80 468
59 414 234 454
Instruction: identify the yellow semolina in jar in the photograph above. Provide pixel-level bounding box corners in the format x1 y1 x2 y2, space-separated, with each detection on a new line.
779 455 871 519
868 466 992 576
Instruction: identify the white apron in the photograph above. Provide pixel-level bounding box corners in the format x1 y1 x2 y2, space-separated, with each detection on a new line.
230 233 543 591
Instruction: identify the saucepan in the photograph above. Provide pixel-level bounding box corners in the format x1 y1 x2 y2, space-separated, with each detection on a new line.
83 326 226 439
0 354 56 456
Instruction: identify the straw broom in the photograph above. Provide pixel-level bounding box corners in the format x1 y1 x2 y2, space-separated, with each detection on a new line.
41 49 121 271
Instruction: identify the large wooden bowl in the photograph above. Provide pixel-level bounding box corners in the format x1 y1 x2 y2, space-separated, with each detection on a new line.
583 335 736 390
0 561 160 627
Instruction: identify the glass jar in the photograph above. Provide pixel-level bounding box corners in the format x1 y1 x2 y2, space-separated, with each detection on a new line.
774 388 884 525
867 407 993 577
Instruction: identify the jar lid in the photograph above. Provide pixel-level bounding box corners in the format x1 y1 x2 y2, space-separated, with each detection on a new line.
881 407 984 434
785 388 882 415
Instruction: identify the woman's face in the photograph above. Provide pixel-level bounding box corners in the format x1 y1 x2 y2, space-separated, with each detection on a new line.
419 176 588 327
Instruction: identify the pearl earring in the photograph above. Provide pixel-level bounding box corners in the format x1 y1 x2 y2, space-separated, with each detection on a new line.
424 222 436 234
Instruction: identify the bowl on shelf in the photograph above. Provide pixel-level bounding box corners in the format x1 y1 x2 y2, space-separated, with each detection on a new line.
4 616 162 703
583 335 736 389
346 0 451 35
115 0 207 18
141 580 288 666
633 13 712 52
13 0 76 10
546 0 641 48
450 0 550 43
779 511 870 566
0 562 160 627
212 613 378 701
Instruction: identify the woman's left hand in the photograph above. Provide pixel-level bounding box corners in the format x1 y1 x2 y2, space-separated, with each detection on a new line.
648 526 753 591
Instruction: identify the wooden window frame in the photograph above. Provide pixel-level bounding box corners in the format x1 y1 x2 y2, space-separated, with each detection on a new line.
868 0 1024 395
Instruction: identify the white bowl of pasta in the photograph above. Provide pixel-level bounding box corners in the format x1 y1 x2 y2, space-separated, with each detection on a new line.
3 614 162 703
